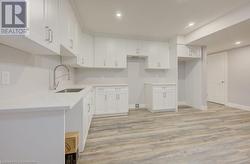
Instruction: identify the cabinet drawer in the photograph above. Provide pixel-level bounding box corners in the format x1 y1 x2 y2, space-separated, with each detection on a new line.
114 87 128 93
96 87 106 94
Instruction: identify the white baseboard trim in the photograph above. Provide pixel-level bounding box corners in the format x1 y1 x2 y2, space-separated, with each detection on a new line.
178 101 187 106
226 102 250 111
94 113 128 118
147 108 176 113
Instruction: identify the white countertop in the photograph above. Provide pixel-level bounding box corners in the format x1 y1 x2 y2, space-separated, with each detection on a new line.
144 83 176 86
0 85 93 113
0 83 128 113
89 84 128 87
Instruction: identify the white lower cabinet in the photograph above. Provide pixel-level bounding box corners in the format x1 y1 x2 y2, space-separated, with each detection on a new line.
65 88 95 152
95 86 128 116
145 83 177 112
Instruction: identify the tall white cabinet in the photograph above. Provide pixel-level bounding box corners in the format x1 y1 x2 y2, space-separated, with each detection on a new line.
145 83 177 112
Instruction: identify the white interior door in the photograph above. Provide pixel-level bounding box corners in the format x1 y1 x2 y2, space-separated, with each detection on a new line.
207 52 227 104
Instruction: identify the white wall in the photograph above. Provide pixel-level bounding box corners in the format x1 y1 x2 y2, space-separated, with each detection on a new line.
177 56 207 109
76 57 176 105
227 46 250 107
0 44 75 100
178 61 186 104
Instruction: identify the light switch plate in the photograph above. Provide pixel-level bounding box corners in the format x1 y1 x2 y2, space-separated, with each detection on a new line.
1 71 10 85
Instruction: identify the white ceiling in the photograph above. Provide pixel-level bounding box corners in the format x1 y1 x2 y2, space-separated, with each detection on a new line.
73 0 250 40
192 20 250 54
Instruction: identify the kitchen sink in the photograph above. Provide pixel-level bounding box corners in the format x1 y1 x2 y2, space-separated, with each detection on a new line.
56 88 84 93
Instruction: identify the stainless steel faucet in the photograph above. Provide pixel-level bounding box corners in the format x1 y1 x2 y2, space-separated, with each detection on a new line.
53 64 70 90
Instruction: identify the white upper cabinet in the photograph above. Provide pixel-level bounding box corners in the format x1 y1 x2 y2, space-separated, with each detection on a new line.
62 32 94 67
60 0 79 56
94 37 108 67
0 0 60 55
94 37 127 68
45 0 60 53
145 41 170 69
81 33 94 67
177 45 202 59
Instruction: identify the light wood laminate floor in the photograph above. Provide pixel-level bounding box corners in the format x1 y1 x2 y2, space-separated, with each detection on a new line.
80 104 250 164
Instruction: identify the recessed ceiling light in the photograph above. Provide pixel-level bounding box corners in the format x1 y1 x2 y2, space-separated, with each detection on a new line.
235 41 242 45
185 22 195 28
116 12 122 19
188 22 195 27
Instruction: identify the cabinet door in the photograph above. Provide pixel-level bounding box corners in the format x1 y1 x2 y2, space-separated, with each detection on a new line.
158 43 170 69
106 38 116 67
95 88 107 115
153 87 163 110
81 33 94 67
177 45 189 57
82 98 89 142
146 41 159 68
94 37 107 67
125 40 141 56
59 0 72 51
166 87 176 109
46 0 60 53
108 38 127 68
27 0 46 46
146 42 169 69
188 46 202 58
116 88 128 113
106 88 116 114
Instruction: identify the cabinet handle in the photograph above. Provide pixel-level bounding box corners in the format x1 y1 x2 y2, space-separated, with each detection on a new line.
45 26 50 42
104 60 106 66
70 39 73 49
163 92 167 98
116 94 120 100
105 95 107 100
136 48 140 54
88 104 91 112
158 62 161 67
49 29 53 43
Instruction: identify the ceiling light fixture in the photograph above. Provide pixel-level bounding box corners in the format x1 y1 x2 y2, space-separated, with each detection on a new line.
116 12 122 19
235 41 242 45
185 22 195 29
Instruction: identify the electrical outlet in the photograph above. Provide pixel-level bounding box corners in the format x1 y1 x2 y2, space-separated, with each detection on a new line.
1 71 10 85
135 104 140 109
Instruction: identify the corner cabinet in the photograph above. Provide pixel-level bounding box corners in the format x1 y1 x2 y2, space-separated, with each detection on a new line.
62 33 94 67
177 45 202 59
145 83 177 112
95 86 129 116
0 0 60 55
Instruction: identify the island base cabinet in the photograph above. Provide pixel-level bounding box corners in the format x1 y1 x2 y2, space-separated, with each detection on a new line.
95 87 128 116
0 110 65 164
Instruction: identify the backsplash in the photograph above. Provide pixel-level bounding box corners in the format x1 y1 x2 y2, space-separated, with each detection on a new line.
0 44 75 100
